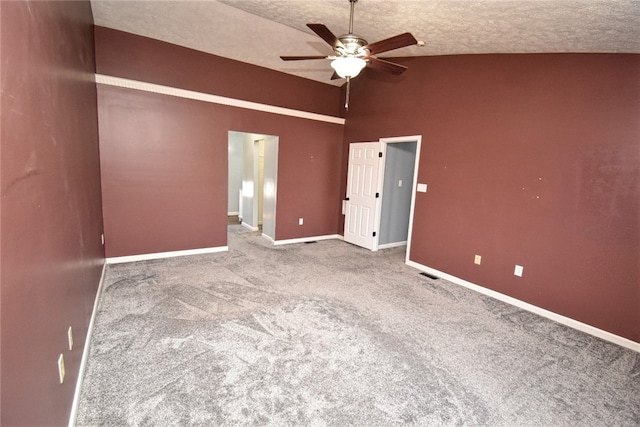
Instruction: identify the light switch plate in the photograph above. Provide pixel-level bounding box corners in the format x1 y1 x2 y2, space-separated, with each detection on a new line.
417 183 427 193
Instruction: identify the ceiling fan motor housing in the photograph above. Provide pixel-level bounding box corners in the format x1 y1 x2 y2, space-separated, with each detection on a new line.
337 34 369 57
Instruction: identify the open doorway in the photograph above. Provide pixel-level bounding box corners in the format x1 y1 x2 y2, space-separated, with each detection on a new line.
378 140 418 249
343 135 421 254
378 136 421 259
228 131 279 241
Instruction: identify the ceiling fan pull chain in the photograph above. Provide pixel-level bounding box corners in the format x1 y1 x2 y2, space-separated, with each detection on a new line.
345 77 351 110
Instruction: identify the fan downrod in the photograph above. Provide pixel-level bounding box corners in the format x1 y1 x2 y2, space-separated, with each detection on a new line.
348 0 358 34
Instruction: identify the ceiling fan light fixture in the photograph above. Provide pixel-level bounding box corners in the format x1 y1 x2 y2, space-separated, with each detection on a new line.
330 56 367 78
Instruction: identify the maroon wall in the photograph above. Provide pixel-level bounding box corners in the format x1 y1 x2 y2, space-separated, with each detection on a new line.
95 26 343 118
95 28 344 257
343 54 640 343
1 1 104 425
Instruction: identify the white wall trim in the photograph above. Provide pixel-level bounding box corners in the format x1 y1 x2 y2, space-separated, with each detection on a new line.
106 246 228 264
273 234 342 246
68 262 107 427
241 222 259 232
227 211 239 216
378 241 407 250
406 260 640 353
95 74 346 125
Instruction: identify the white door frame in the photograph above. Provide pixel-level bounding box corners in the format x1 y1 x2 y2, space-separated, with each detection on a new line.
261 135 278 241
228 131 278 239
377 135 422 259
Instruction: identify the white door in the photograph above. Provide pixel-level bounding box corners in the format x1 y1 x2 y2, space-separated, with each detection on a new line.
344 142 382 250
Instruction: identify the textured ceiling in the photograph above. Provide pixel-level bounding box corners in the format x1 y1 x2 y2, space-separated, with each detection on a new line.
91 0 640 86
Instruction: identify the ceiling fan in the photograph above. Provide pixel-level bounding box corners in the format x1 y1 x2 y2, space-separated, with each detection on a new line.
280 0 418 109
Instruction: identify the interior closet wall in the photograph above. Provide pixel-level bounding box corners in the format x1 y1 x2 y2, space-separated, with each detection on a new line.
234 132 278 237
241 134 257 228
379 142 417 246
262 135 279 240
228 132 243 215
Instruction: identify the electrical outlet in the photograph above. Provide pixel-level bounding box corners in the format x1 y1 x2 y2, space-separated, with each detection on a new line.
398 179 403 187
68 326 73 351
474 255 482 265
298 218 304 225
514 265 524 277
58 354 65 384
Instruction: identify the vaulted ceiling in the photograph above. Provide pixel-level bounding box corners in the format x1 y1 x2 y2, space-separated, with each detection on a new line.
91 0 640 86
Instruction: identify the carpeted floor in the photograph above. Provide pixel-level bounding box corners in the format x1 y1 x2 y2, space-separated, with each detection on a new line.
76 225 640 426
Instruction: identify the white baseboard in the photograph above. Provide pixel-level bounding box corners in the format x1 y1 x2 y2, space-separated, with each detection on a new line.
378 241 407 250
241 222 259 231
227 211 239 216
406 260 640 353
106 246 228 264
68 262 107 427
273 234 342 246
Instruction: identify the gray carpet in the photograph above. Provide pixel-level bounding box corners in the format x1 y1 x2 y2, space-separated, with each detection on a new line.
76 225 640 426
